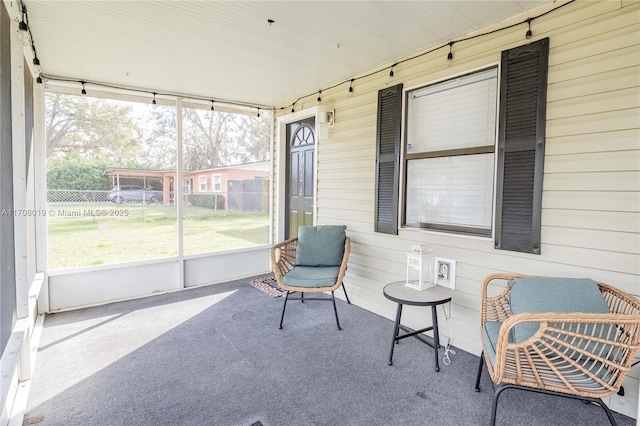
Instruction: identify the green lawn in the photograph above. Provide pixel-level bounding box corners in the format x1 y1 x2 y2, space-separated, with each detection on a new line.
47 203 269 270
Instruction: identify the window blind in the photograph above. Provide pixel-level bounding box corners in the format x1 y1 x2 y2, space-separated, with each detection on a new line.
406 154 494 230
407 67 497 153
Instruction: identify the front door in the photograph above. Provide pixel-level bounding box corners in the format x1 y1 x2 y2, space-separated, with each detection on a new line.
286 117 315 239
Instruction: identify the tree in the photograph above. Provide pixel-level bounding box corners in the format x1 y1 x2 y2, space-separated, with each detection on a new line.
140 106 177 169
45 92 272 174
181 108 271 170
45 93 142 164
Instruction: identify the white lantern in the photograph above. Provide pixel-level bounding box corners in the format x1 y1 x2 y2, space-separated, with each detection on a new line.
405 247 435 290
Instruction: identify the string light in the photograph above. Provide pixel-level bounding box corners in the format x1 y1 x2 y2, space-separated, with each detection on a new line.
25 0 572 116
210 100 215 111
281 0 574 112
16 3 42 72
257 108 260 117
15 0 269 113
18 5 28 31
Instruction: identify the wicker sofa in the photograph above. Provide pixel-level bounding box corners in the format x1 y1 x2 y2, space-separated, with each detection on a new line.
474 273 640 426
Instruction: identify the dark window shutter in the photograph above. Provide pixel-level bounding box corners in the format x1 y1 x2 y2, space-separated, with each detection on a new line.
495 38 549 254
375 84 403 234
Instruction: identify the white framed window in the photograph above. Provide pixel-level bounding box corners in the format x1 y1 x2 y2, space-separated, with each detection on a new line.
212 174 222 192
199 175 206 192
404 67 498 236
183 178 192 194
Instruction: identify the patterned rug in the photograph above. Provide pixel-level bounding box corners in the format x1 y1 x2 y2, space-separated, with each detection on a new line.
249 275 286 297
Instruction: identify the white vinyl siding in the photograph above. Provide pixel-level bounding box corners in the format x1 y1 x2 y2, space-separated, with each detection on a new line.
274 1 639 418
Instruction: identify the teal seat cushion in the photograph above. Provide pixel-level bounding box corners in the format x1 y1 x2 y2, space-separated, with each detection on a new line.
482 321 508 366
282 265 341 288
295 225 346 267
508 277 611 343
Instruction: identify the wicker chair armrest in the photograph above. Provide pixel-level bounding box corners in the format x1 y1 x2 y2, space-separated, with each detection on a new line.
597 281 640 314
480 273 530 324
491 312 640 397
270 237 298 284
334 236 351 287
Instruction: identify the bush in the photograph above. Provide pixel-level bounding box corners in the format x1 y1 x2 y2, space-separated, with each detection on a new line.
47 154 112 190
188 193 225 210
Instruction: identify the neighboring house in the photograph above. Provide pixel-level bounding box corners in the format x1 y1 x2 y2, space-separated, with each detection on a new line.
104 161 270 207
191 162 269 194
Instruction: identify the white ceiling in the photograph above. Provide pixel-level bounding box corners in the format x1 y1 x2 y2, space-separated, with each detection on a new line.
26 1 550 109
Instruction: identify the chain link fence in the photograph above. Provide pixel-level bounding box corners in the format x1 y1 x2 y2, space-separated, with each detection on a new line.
48 190 111 204
47 190 268 212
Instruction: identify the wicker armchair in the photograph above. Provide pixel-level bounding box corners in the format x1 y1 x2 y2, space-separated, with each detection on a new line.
474 273 640 426
270 225 351 329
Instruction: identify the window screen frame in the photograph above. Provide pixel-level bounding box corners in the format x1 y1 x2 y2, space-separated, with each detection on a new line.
401 65 500 238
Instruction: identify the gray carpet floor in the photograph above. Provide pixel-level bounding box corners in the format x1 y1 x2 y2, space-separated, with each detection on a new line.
23 275 635 426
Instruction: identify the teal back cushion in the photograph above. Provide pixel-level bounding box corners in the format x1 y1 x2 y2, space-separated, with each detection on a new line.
295 225 346 267
509 277 611 343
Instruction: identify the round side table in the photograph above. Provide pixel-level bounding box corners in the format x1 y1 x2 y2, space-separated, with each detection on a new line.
383 281 454 372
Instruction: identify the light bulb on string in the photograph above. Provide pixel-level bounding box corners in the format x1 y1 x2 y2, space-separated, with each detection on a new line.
19 6 28 31
81 81 86 95
525 18 533 39
257 108 260 118
152 92 157 105
348 79 354 93
389 64 396 78
447 42 454 61
317 91 322 102
210 100 215 111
